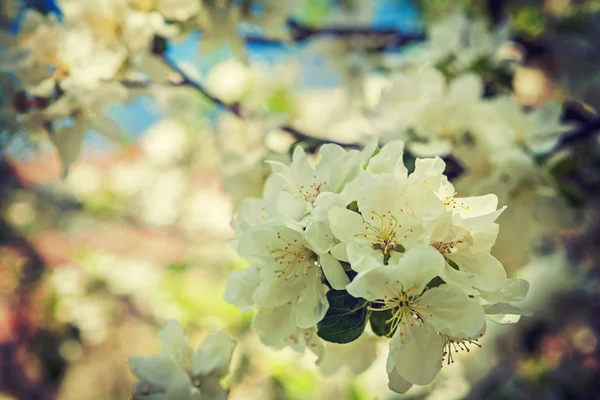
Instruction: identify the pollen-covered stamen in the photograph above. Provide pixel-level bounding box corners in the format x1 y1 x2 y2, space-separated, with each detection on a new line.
298 175 327 203
354 210 411 255
431 240 463 257
441 334 482 365
272 233 315 280
442 192 470 211
370 284 432 340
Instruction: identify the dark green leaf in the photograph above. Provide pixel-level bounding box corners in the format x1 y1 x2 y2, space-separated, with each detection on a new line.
369 308 396 337
317 290 369 344
152 35 168 55
346 200 359 213
448 259 460 271
426 276 446 289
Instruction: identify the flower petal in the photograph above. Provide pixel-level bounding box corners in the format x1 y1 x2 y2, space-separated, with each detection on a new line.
304 219 336 254
449 252 507 292
330 242 349 262
159 320 192 367
346 266 400 301
391 244 446 290
252 303 297 349
388 365 414 394
389 323 442 385
483 302 533 317
479 278 530 303
319 253 350 290
417 285 485 337
129 354 178 388
223 266 260 312
252 276 304 308
295 270 329 328
328 206 367 246
192 330 235 376
165 368 195 400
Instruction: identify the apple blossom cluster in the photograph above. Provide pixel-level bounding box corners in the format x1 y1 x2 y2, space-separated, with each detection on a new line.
0 0 295 171
225 140 531 393
129 320 235 400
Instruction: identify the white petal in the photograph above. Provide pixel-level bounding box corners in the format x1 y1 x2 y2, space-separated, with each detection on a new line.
223 267 259 312
296 270 329 328
479 278 529 303
452 194 498 218
367 140 407 177
252 277 304 308
165 368 194 400
328 207 367 246
439 265 479 296
417 285 485 337
159 320 192 367
483 302 533 317
391 244 446 290
192 331 235 376
319 253 350 290
129 354 178 387
389 323 442 385
275 191 306 222
330 242 349 262
388 365 414 394
346 243 384 273
252 304 297 349
459 206 506 232
449 252 507 292
304 219 336 254
346 266 400 301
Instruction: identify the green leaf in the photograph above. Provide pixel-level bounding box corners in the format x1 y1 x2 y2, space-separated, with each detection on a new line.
317 290 369 344
362 147 381 170
369 308 396 337
346 201 359 213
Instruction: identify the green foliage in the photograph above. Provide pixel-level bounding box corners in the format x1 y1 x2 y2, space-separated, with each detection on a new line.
362 147 380 170
369 307 396 337
346 200 359 213
510 6 545 38
317 290 369 344
546 152 586 207
296 0 335 26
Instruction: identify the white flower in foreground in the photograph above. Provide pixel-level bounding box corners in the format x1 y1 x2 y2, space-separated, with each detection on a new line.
347 245 486 392
236 222 330 329
129 320 235 400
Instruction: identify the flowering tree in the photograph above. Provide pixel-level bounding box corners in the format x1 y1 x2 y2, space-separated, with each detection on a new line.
1 1 600 399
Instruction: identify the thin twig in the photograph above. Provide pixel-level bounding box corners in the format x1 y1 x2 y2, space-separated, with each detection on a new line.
159 55 243 117
157 54 361 150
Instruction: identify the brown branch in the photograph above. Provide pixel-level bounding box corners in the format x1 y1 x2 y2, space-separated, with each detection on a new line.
157 54 362 151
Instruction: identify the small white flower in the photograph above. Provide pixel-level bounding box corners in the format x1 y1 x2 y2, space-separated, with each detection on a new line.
347 245 486 391
129 320 235 400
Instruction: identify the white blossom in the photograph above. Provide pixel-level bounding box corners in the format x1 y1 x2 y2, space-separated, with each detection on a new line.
129 320 235 400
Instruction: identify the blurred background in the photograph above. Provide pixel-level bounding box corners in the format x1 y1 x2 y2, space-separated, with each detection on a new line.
1 0 600 399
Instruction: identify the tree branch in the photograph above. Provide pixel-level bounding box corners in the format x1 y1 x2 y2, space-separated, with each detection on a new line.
156 54 361 150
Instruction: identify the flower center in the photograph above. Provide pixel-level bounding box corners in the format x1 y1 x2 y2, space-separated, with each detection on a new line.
355 211 413 255
370 285 434 339
431 240 463 257
441 334 482 365
298 178 327 203
272 234 315 280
